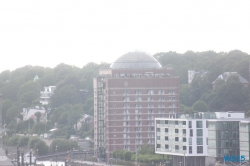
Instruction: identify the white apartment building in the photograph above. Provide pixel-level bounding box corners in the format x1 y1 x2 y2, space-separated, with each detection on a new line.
40 86 56 105
155 114 208 166
155 112 250 166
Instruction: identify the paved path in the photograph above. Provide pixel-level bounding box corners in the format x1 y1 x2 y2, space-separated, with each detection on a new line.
72 160 121 166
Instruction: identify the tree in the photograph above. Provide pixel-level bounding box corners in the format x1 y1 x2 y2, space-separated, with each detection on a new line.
29 137 42 149
32 122 45 135
35 112 42 122
18 81 40 100
34 140 49 156
192 101 209 112
67 104 84 128
49 139 78 153
6 106 21 122
50 84 81 107
17 136 29 147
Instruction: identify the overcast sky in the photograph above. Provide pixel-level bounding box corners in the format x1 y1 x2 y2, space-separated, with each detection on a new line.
0 0 250 72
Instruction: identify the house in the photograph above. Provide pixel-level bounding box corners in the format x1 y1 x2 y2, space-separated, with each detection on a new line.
22 106 46 123
74 114 94 130
212 72 249 90
40 86 56 105
33 75 39 82
188 70 208 84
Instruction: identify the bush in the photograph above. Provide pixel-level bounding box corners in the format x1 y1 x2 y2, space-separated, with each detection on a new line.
28 137 42 149
17 136 29 147
8 135 20 146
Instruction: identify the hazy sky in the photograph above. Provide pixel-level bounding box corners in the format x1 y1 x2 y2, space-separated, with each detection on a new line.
1 0 250 72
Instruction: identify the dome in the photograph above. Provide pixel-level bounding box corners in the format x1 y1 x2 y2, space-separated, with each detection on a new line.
110 52 162 69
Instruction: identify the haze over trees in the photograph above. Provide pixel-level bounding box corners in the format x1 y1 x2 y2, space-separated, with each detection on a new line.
154 50 250 113
1 50 250 143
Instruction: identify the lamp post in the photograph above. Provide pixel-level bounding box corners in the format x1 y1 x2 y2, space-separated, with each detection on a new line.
55 146 58 166
115 153 117 165
183 151 186 166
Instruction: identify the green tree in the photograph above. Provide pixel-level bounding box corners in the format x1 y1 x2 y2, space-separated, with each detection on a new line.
192 101 209 112
6 106 21 122
28 137 42 149
49 139 78 153
32 122 45 135
35 112 42 122
34 140 49 156
50 84 81 107
17 136 29 147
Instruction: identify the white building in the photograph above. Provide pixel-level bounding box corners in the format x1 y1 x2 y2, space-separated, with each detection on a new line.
188 70 208 84
155 113 208 166
22 106 46 122
155 112 250 166
40 86 56 105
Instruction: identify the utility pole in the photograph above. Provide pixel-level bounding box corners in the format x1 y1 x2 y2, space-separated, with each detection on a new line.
0 94 3 148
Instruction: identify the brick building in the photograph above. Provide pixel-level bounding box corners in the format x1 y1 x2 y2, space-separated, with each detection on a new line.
93 52 179 161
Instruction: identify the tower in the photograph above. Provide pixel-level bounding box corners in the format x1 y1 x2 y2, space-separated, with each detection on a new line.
93 52 179 161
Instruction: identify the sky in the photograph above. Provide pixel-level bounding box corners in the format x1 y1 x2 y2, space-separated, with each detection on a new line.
1 0 250 72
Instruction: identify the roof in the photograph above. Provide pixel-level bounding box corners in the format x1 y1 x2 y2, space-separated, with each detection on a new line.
110 52 162 69
212 72 249 84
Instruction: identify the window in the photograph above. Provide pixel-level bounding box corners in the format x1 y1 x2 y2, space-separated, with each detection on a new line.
197 138 203 145
165 136 168 141
157 144 161 148
165 120 168 124
183 146 186 150
175 121 178 125
189 121 192 128
197 129 203 136
175 137 179 141
183 138 186 142
165 128 168 132
157 128 160 132
175 145 179 150
197 146 203 153
182 121 186 125
196 121 203 128
189 146 192 154
182 129 186 134
190 129 193 137
165 145 169 149
189 138 192 145
175 129 179 133
157 136 160 140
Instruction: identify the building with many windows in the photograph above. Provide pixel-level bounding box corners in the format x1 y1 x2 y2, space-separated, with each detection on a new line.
155 114 208 166
155 112 250 166
93 52 179 161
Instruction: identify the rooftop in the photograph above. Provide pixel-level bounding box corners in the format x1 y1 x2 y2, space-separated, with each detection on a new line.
110 52 162 69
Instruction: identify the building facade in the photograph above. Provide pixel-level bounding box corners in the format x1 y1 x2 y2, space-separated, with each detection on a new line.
40 86 56 105
155 112 250 166
155 114 208 166
93 52 179 160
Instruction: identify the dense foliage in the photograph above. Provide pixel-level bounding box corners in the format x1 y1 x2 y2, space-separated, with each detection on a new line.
154 50 250 112
0 62 109 139
1 50 250 152
112 145 169 164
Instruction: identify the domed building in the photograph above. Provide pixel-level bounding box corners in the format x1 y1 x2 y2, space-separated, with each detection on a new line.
93 52 179 161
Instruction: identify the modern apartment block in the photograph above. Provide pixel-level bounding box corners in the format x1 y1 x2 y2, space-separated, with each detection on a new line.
93 52 179 161
155 114 208 166
155 112 250 166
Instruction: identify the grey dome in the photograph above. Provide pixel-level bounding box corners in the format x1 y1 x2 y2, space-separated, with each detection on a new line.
110 52 162 69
